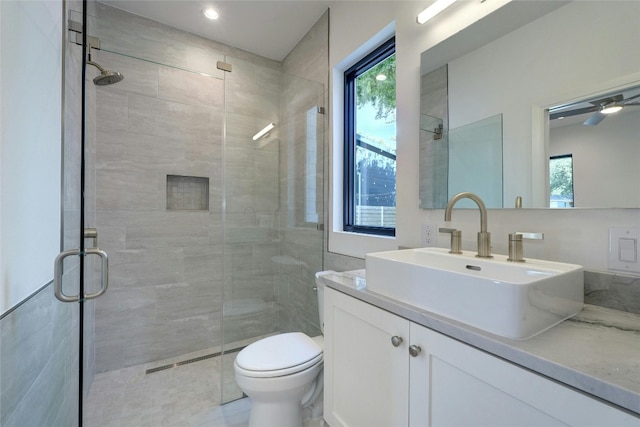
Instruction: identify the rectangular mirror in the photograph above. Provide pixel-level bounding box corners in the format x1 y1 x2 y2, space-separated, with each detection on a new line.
419 0 640 208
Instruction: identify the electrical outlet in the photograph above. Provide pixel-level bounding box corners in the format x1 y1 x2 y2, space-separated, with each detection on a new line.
421 223 437 247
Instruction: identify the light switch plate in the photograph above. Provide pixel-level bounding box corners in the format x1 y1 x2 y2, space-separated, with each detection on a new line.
608 227 640 274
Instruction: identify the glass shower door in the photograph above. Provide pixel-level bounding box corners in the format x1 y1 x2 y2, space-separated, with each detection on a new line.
80 3 229 425
220 67 325 403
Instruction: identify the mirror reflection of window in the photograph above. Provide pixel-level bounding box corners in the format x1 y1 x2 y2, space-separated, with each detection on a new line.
549 155 574 208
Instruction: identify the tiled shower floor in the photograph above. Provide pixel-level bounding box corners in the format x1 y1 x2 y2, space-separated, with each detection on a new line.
84 345 326 427
85 347 241 426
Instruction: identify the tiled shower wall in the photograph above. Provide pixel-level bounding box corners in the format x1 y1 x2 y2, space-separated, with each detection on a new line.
277 11 329 337
91 3 325 372
221 54 282 345
0 288 78 427
92 45 228 371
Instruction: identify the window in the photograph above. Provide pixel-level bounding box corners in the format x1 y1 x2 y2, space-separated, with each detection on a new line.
343 37 396 236
549 154 574 208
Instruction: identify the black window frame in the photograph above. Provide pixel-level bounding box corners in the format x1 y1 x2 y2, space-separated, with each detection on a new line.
343 36 396 237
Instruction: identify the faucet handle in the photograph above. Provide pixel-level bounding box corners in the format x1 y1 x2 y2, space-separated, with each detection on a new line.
508 232 543 262
438 227 457 233
515 196 523 208
515 232 544 240
439 228 462 254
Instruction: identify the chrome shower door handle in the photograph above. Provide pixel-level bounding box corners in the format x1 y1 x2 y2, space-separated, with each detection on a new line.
53 247 109 302
54 249 81 302
84 248 109 300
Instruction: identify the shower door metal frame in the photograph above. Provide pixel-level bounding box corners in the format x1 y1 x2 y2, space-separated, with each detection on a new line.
55 1 106 424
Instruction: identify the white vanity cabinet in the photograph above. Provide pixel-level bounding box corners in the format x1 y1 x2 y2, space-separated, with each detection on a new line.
324 286 410 426
324 288 639 427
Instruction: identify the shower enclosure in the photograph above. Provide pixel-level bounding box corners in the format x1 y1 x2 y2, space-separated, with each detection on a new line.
62 2 326 423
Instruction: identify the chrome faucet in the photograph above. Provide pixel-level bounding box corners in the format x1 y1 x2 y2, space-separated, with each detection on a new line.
444 192 492 258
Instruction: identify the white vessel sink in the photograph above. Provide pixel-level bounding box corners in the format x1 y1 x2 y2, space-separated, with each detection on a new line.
365 247 584 339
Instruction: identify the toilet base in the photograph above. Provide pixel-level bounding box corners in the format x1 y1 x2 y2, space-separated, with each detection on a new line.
248 399 303 427
308 396 323 420
236 360 323 427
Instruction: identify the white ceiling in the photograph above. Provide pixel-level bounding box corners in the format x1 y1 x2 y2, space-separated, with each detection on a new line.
99 0 332 61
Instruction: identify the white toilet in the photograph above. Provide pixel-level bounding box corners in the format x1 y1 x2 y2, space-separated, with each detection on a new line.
233 273 328 427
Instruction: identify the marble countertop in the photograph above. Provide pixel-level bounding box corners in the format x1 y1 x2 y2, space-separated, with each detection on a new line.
318 270 640 416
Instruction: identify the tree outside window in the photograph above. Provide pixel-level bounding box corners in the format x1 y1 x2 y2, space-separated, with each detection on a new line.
344 38 396 235
550 155 574 208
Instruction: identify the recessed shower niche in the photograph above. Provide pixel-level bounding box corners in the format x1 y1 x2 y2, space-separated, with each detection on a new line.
166 174 209 211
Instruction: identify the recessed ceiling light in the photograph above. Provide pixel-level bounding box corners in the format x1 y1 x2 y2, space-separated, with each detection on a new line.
202 7 219 20
376 74 387 81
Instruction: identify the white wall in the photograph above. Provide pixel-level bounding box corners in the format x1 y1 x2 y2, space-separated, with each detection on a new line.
0 1 62 314
328 0 640 275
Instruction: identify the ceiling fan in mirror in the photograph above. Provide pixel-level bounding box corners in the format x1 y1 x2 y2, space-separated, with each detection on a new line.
549 92 640 126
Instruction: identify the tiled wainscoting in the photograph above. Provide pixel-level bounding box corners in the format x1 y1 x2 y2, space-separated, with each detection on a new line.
0 284 79 426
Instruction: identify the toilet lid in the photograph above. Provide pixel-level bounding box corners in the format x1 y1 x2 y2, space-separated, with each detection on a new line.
235 332 323 374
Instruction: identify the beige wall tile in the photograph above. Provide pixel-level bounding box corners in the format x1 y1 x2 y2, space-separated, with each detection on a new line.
159 66 224 110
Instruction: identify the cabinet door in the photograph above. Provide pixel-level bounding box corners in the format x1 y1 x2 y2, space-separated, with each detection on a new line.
409 323 639 427
324 288 410 427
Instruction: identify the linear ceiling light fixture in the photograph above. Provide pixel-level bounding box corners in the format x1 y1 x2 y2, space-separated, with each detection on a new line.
252 123 275 141
417 0 458 24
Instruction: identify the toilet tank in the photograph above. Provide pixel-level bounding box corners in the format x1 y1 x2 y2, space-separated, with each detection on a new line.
315 271 335 333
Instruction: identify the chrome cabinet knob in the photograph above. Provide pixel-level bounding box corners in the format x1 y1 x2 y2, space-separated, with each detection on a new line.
391 336 403 347
409 345 422 357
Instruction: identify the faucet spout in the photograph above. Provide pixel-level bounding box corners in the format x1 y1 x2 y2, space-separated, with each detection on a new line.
444 192 492 258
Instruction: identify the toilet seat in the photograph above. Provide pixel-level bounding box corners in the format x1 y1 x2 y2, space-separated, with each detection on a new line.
235 332 323 378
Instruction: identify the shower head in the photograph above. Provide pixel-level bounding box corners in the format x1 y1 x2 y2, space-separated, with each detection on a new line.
87 60 124 86
94 69 124 86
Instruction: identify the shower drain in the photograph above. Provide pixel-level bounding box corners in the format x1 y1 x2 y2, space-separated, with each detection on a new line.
145 346 245 375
